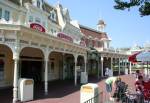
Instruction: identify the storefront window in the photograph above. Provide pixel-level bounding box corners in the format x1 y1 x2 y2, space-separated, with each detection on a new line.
0 59 4 81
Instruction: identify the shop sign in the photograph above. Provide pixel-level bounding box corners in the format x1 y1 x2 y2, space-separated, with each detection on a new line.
57 32 73 42
30 23 45 32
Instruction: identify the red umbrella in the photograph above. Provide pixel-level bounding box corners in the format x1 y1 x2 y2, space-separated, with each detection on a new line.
128 51 141 63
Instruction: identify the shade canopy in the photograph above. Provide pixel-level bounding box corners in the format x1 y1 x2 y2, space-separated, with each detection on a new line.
136 51 150 62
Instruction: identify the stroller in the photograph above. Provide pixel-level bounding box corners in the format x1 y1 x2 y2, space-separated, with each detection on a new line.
113 81 128 102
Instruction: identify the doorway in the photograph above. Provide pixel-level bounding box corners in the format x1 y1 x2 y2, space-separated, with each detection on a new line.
21 60 42 83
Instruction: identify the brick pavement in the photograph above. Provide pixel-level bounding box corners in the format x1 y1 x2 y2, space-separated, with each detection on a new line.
0 74 136 103
26 74 136 103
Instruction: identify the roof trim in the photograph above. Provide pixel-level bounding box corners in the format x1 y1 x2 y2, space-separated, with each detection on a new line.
79 24 106 34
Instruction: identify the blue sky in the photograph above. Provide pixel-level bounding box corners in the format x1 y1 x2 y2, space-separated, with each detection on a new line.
47 0 150 48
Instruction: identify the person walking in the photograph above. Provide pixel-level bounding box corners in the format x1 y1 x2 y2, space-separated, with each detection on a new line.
105 67 109 77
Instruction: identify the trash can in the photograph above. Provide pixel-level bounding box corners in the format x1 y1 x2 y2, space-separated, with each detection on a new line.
80 83 99 103
125 68 128 74
18 78 34 102
80 72 88 84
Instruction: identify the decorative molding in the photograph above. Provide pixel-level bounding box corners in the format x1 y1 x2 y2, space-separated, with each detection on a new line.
4 38 16 42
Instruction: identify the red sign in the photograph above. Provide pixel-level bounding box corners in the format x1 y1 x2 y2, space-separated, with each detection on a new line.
57 32 73 42
30 23 45 32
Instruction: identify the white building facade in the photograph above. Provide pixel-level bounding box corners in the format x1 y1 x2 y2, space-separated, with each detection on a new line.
0 0 88 102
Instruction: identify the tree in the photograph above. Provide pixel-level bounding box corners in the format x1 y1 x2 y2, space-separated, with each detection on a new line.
114 0 150 16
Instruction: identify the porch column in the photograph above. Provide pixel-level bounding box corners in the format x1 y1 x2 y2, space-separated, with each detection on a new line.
13 58 19 103
129 62 132 74
118 58 120 75
125 58 127 74
101 56 104 77
84 55 88 83
97 57 100 79
44 50 49 95
74 54 78 86
111 57 113 76
84 55 87 73
13 32 20 103
122 58 125 72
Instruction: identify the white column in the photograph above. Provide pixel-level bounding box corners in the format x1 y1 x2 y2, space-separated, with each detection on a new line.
119 58 120 75
101 57 104 77
74 55 77 86
121 58 123 74
84 56 87 73
125 58 127 74
97 58 100 79
84 55 88 83
13 58 19 103
123 58 125 74
129 62 132 74
111 57 113 76
44 49 49 95
44 59 48 95
13 33 20 103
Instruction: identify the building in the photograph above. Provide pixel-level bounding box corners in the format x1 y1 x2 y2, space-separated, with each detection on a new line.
79 20 128 78
0 0 130 102
0 0 88 102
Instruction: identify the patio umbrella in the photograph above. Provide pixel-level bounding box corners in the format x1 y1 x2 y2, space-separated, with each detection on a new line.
136 51 150 62
128 52 141 63
136 51 150 75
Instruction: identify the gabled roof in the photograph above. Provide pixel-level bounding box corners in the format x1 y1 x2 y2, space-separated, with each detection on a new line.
79 24 108 40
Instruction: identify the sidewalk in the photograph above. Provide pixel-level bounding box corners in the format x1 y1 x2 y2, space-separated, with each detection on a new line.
0 74 136 103
27 74 136 103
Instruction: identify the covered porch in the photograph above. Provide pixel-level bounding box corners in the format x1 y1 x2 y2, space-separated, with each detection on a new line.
0 25 88 102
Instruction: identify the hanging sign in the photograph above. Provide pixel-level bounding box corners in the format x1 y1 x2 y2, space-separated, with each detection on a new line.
57 32 73 42
30 23 45 32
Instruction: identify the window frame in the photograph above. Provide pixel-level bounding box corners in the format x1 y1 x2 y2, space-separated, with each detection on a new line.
37 0 41 8
4 10 10 21
29 16 33 22
0 8 2 19
35 17 41 23
49 10 56 21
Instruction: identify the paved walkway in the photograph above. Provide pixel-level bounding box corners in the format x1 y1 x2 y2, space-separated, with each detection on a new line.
27 74 136 103
0 74 136 103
